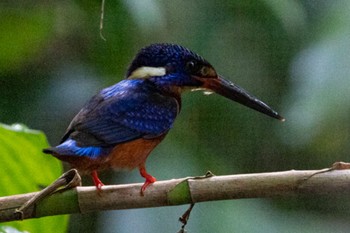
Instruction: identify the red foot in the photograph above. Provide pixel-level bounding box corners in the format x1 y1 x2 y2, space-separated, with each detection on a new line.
91 170 104 191
139 165 156 195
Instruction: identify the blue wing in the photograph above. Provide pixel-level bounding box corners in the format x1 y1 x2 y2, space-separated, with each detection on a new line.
48 79 179 158
69 79 179 146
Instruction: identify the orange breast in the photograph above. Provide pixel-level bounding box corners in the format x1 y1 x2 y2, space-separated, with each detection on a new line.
106 135 165 170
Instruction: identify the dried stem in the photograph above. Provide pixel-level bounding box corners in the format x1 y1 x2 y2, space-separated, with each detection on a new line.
99 0 106 41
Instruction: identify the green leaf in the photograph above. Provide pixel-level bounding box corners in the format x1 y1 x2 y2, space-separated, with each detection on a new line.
0 123 68 233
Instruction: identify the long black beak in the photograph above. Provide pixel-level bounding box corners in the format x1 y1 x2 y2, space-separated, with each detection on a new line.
202 75 285 121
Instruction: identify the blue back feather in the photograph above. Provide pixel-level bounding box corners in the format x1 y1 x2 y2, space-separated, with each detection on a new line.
54 79 179 158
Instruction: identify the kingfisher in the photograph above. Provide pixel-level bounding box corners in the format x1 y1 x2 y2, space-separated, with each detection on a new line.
43 43 284 194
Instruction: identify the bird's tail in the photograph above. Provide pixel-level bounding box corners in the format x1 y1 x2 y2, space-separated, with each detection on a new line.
43 148 54 154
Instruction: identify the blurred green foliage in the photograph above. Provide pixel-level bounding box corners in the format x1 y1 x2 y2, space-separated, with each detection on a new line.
0 124 67 233
1 0 350 232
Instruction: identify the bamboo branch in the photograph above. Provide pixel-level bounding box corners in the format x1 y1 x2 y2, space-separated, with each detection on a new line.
1 165 350 223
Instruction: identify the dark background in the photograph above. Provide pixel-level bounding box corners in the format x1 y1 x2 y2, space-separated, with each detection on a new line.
1 1 350 232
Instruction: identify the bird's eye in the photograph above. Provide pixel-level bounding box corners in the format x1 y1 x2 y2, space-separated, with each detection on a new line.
185 60 197 72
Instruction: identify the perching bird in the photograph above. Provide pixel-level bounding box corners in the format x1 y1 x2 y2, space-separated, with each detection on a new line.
43 43 284 193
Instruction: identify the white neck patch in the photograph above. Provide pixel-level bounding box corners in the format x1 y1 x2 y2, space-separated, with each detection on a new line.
190 87 214 95
128 66 166 79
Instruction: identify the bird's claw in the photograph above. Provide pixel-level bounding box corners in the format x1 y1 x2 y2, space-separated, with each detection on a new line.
140 175 156 196
139 165 156 195
91 170 105 191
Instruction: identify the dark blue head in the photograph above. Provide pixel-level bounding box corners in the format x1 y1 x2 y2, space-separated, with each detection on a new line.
126 43 217 87
126 43 284 121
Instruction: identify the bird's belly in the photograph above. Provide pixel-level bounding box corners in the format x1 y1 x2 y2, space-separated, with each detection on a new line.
106 136 165 170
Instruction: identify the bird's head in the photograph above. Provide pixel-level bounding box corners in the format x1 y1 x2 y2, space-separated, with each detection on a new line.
126 43 284 121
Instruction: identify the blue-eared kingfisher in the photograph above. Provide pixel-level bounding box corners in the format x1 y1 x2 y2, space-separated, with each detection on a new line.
43 43 284 194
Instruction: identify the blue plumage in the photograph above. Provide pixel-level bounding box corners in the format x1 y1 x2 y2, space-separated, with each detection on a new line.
55 139 112 158
126 44 207 77
54 79 178 156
